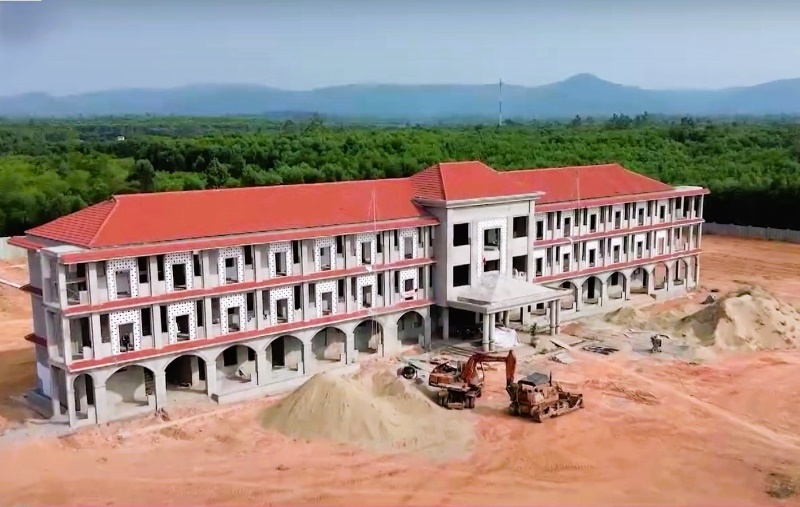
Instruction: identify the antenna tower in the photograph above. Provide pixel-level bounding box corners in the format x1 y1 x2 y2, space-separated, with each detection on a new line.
498 79 503 127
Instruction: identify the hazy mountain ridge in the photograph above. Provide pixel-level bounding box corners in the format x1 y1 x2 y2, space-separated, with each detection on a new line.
2 74 800 119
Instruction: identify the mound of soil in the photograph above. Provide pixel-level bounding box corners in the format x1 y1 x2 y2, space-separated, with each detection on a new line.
678 286 800 351
605 307 649 328
260 369 474 459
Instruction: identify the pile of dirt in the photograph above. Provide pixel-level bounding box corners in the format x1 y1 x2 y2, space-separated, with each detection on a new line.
678 286 800 351
605 307 649 328
260 369 474 459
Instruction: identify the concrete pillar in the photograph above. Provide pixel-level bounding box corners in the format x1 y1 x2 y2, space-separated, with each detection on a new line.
646 268 655 295
554 303 562 334
600 280 608 306
521 307 530 326
623 275 632 300
694 256 701 288
549 301 557 335
503 311 510 327
90 314 103 358
422 314 432 349
154 372 167 411
482 314 491 352
203 298 214 339
152 304 163 347
49 366 61 418
204 360 217 397
255 290 265 329
442 307 450 340
75 374 88 414
255 349 269 386
66 375 77 428
94 383 108 424
345 330 356 364
575 284 584 312
301 341 313 375
488 313 496 352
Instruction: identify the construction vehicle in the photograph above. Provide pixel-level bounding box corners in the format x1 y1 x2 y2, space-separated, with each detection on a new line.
428 350 517 410
506 371 584 423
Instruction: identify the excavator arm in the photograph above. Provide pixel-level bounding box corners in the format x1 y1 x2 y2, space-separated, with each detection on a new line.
461 350 517 386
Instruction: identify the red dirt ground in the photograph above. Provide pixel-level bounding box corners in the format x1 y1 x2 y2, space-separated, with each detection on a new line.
0 237 800 506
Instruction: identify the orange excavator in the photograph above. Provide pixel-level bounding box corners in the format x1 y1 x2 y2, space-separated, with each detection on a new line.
428 350 517 409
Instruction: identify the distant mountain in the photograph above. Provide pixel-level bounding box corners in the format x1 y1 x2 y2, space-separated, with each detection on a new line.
2 74 800 120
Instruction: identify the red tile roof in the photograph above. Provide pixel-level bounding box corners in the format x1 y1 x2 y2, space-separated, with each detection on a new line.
25 161 681 250
411 161 533 201
503 164 674 204
28 178 430 248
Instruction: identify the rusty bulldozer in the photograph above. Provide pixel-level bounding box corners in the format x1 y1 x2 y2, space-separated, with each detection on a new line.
506 371 584 422
428 350 584 421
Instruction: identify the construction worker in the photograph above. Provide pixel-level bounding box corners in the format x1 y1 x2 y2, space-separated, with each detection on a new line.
650 334 663 353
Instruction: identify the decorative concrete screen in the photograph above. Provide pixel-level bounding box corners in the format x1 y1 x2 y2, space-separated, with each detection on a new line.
270 286 295 326
164 252 193 292
356 273 377 310
355 233 377 266
217 246 245 284
267 242 293 278
315 280 338 318
219 293 247 334
109 309 142 354
314 237 337 272
478 218 508 278
106 258 139 301
399 268 418 299
167 301 196 344
398 228 418 260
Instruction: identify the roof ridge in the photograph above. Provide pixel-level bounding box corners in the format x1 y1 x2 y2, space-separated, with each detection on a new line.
508 163 620 174
88 198 120 248
116 176 408 200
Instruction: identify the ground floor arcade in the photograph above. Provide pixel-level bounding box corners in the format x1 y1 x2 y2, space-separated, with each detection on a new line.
35 307 431 427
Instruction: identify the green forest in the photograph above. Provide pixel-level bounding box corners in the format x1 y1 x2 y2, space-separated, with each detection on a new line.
1 115 799 237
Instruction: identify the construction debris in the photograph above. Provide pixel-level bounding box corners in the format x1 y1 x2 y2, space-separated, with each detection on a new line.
582 345 619 355
552 351 574 364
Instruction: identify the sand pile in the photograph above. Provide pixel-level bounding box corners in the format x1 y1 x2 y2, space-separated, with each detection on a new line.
605 307 649 328
678 286 800 351
260 369 474 459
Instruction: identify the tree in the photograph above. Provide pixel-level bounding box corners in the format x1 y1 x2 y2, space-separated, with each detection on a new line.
130 159 156 192
205 157 229 189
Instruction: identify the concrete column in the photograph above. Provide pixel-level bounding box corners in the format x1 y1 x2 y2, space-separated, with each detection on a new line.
503 311 510 327
255 290 265 329
646 268 655 295
442 307 450 340
423 314 432 349
488 313 496 352
253 248 263 283
600 280 608 306
694 256 701 288
94 383 108 424
482 314 491 351
62 319 73 363
549 301 557 335
623 275 632 300
301 341 313 375
90 314 103 358
521 306 530 326
575 285 584 312
204 360 217 397
154 372 167 411
191 356 201 385
203 298 213 338
152 304 163 347
345 331 356 364
255 349 269 386
87 263 99 305
554 303 562 334
75 374 88 414
66 375 77 428
50 366 61 417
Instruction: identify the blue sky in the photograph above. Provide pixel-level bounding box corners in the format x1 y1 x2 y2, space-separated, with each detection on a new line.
0 0 799 96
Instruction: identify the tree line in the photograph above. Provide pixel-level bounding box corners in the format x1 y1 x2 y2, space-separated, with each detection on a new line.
1 115 799 237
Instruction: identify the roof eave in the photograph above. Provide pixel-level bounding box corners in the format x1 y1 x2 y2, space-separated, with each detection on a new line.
414 191 544 209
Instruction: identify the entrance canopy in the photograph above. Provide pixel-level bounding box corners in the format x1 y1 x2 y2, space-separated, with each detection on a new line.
449 273 571 315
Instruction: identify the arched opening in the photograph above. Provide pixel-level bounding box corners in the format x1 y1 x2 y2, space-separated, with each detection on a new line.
607 272 627 300
559 281 578 311
653 263 670 291
581 276 603 306
106 365 156 420
630 267 650 294
267 335 304 380
164 354 208 401
673 258 689 286
73 373 95 422
354 319 384 357
215 344 258 393
311 327 347 364
397 311 424 347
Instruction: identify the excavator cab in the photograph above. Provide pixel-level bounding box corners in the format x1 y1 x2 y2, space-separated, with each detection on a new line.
429 350 516 410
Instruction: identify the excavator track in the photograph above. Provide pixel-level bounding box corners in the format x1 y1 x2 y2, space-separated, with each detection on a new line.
530 397 585 423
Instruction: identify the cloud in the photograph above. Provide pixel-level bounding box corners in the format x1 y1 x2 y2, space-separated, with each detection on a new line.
0 1 66 47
